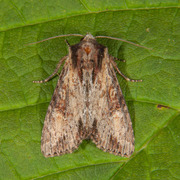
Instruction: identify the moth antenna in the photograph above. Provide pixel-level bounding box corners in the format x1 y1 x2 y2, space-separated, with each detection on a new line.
95 35 152 50
26 34 84 46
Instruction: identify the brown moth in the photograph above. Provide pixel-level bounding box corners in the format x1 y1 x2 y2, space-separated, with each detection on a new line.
33 33 144 157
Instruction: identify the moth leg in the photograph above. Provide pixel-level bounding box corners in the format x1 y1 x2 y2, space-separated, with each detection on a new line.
110 56 125 62
33 55 68 83
110 58 142 82
65 39 70 47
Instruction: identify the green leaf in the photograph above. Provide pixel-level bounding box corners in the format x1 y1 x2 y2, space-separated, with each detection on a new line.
0 1 180 179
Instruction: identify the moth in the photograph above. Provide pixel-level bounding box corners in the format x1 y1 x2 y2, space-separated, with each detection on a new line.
32 33 147 158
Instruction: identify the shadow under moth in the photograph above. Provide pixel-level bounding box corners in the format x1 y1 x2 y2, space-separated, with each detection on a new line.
32 33 148 158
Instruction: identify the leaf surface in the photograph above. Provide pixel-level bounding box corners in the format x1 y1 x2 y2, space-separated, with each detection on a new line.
0 1 180 179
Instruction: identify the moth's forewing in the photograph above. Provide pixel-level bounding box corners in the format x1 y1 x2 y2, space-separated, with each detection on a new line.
41 34 134 157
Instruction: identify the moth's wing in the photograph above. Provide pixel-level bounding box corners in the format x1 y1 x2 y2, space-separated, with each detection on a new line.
41 59 84 157
91 60 134 157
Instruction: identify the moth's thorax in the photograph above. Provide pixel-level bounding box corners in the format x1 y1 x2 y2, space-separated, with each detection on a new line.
71 36 105 68
78 42 97 70
70 37 106 82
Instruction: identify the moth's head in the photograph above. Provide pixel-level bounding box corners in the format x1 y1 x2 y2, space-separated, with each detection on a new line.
78 33 97 56
81 33 95 41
